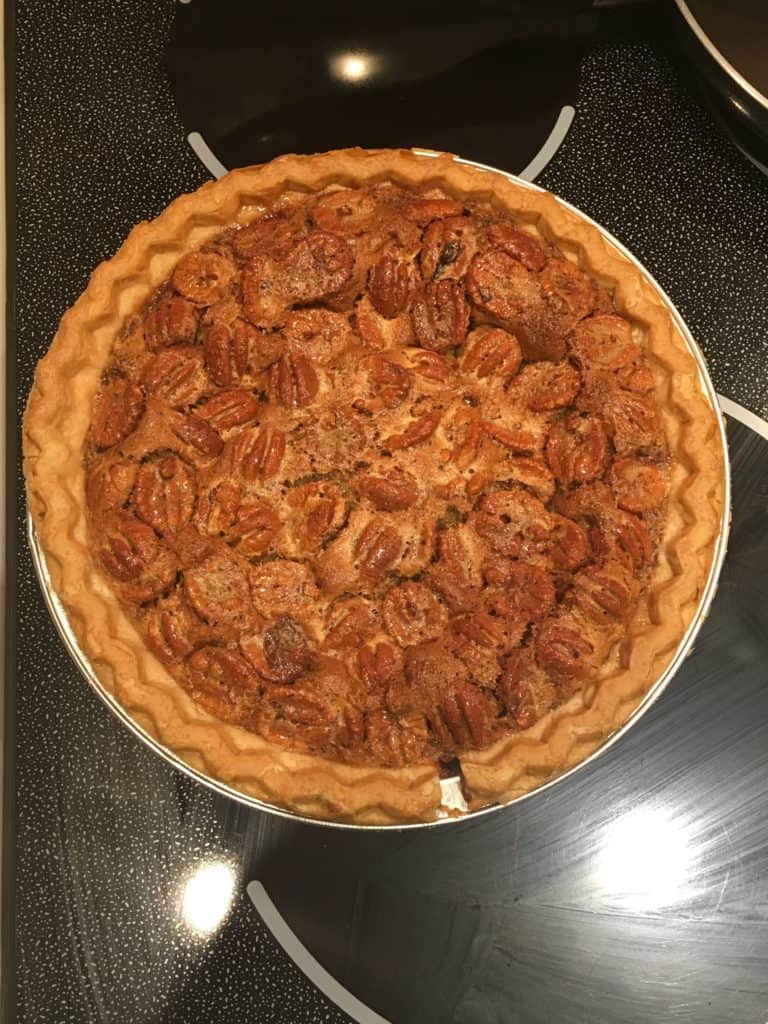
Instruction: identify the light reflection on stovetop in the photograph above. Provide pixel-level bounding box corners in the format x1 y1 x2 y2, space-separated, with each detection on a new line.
166 413 768 1023
167 0 600 175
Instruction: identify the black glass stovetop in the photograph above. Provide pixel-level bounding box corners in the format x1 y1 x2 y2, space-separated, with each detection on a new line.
7 2 768 1022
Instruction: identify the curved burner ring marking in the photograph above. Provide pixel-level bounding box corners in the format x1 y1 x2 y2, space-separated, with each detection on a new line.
247 880 391 1024
519 105 575 182
718 394 768 440
186 104 576 184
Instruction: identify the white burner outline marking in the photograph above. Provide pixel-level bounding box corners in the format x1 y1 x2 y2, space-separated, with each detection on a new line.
186 104 575 183
187 131 228 179
518 104 575 182
247 881 391 1024
718 394 768 441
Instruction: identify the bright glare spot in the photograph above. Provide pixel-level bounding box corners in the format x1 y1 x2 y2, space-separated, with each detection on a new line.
330 51 377 83
181 861 236 935
597 807 693 911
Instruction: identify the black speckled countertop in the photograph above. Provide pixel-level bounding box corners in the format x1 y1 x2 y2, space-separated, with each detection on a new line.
7 2 768 1022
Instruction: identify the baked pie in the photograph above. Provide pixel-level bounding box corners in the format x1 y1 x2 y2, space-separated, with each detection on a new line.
24 149 726 824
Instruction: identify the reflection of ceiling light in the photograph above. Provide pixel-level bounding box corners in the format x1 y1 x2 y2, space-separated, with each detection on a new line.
330 51 378 83
181 861 236 935
596 807 693 912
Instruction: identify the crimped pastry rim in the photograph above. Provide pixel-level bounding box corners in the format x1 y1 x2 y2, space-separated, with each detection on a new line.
22 148 728 826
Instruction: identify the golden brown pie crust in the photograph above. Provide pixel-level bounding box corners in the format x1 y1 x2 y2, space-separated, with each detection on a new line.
23 148 726 824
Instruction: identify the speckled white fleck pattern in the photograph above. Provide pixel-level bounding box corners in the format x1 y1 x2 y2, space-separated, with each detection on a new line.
539 43 768 419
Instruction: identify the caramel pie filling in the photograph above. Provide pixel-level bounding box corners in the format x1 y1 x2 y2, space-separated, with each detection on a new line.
84 182 670 768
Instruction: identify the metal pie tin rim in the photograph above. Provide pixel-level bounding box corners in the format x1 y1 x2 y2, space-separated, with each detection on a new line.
27 157 732 830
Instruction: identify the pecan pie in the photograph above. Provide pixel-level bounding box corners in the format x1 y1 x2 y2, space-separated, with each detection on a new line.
24 149 726 824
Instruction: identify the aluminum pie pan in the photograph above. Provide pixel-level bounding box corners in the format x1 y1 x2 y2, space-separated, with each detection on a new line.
26 161 731 830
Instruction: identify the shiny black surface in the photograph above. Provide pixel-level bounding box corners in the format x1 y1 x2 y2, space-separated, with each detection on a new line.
685 0 767 97
674 0 768 169
9 1 768 1022
168 0 592 172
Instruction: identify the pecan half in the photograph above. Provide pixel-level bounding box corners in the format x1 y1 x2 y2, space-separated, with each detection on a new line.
616 359 656 393
285 231 354 304
384 409 441 450
539 257 598 324
485 561 555 621
261 683 337 748
241 253 290 328
184 549 253 625
86 458 137 514
196 480 241 536
486 222 546 271
467 250 541 327
408 349 451 383
90 378 144 449
324 597 379 651
571 561 638 624
232 425 286 481
405 197 464 225
172 413 224 457
462 327 522 382
535 619 595 682
482 421 539 453
186 646 257 717
426 526 484 612
98 512 176 602
411 279 469 352
145 294 199 349
452 609 505 649
268 351 319 408
548 514 590 571
357 642 403 689
288 482 347 549
172 250 237 305
546 414 609 488
368 257 414 318
592 509 653 570
231 500 281 556
232 215 301 259
466 250 564 362
249 560 319 619
283 309 355 367
420 216 477 281
196 389 260 430
312 189 376 234
133 456 195 535
145 593 207 665
605 389 664 455
382 582 446 646
356 470 419 511
513 361 581 412
429 686 495 749
498 650 543 728
354 518 403 581
570 314 640 371
203 321 252 387
362 354 410 408
472 488 553 558
448 411 484 469
143 347 207 408
609 458 669 513
498 456 555 501
366 708 428 767
262 616 314 683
